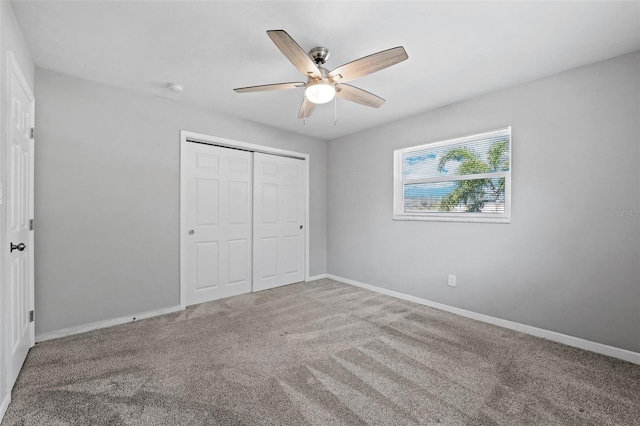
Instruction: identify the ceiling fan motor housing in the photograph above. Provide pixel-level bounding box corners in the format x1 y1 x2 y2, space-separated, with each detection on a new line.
309 46 330 65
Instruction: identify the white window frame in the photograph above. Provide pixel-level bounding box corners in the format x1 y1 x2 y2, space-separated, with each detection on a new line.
393 127 512 223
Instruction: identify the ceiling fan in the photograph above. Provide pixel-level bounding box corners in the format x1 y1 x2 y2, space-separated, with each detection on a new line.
233 30 408 119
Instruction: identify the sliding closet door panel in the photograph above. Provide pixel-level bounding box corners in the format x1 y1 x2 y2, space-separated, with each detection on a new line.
253 153 305 291
184 143 252 306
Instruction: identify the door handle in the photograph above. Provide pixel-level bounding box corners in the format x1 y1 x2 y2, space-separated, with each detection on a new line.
10 242 26 252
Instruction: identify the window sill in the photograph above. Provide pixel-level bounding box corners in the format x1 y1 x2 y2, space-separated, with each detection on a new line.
392 214 511 224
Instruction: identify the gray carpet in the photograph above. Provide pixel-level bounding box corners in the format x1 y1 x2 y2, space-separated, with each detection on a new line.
2 278 639 425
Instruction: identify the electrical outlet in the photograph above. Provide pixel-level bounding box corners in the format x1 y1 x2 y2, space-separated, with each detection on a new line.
447 274 456 287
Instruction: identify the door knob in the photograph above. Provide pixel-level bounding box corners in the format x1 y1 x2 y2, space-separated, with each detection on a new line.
10 242 26 252
299 225 303 230
188 230 195 235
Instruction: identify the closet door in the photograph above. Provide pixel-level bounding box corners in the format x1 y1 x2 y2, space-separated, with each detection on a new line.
183 143 252 306
253 153 305 291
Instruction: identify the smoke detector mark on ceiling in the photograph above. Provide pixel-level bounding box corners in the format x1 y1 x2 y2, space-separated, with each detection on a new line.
167 83 184 94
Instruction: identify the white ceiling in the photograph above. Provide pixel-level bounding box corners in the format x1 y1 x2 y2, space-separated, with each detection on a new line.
11 1 640 140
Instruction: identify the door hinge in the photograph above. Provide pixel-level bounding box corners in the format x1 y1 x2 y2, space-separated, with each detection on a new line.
30 127 34 139
29 310 34 322
29 219 34 231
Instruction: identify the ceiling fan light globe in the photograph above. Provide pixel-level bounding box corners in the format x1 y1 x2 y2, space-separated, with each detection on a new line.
305 82 335 104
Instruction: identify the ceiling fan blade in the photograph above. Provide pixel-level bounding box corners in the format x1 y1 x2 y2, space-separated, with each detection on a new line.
298 97 316 119
233 82 305 93
267 30 322 78
329 46 408 84
335 84 385 108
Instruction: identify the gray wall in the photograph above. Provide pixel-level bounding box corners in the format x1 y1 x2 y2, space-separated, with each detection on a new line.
1 0 35 408
34 69 327 335
328 52 640 352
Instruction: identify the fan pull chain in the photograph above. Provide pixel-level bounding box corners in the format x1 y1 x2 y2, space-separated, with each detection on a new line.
334 95 337 126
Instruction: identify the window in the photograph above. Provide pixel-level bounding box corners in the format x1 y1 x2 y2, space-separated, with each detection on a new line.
393 127 511 223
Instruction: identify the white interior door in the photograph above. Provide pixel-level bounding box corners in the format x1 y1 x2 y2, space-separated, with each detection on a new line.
183 142 252 306
253 152 305 291
6 53 35 389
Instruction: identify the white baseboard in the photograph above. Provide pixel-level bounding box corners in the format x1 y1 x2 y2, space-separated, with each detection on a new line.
0 393 10 424
326 274 640 365
307 274 327 281
35 305 182 343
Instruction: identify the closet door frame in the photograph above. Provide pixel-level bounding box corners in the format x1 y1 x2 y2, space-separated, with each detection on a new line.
179 130 310 310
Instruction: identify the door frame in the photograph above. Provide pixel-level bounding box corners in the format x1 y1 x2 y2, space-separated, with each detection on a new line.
179 130 310 310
